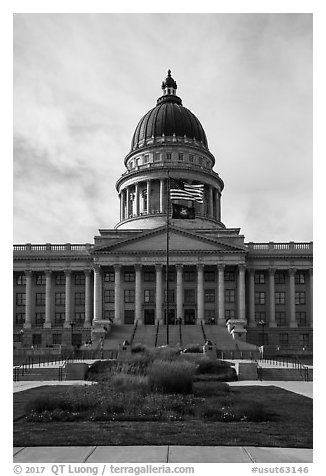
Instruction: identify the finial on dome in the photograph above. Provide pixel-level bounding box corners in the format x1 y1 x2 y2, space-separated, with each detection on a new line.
161 69 177 93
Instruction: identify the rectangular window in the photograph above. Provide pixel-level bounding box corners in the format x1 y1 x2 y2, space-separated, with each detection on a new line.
178 153 184 161
184 271 195 282
255 273 265 284
224 272 235 281
52 334 62 345
16 274 26 286
204 289 215 303
55 292 65 305
279 333 289 345
124 310 135 324
275 292 286 305
35 312 45 325
75 292 85 305
275 273 286 284
35 293 45 305
204 271 215 282
15 313 25 325
104 272 115 282
32 334 42 346
124 289 135 303
144 271 155 282
255 292 266 305
204 309 215 322
104 309 115 321
16 293 26 306
55 274 65 285
36 274 46 285
74 312 85 324
144 154 150 164
198 157 203 165
166 152 172 161
295 273 305 284
55 312 65 325
255 311 266 322
184 289 195 304
276 311 286 326
189 155 194 162
300 333 309 347
144 289 155 303
124 272 135 282
75 274 85 286
164 289 175 303
225 289 235 303
295 292 306 305
225 309 235 320
154 152 161 162
104 289 115 303
296 312 307 327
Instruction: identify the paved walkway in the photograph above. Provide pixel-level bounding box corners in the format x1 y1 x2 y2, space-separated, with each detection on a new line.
13 445 313 463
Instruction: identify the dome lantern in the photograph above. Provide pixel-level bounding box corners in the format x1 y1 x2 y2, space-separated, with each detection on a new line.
161 69 177 96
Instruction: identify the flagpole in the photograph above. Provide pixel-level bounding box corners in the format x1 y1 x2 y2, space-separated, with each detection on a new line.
166 169 170 346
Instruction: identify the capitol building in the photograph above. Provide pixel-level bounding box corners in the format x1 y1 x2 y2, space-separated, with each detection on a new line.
13 71 313 355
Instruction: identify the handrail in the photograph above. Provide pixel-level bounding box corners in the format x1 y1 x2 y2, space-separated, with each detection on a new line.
130 321 138 345
200 320 207 343
154 321 160 347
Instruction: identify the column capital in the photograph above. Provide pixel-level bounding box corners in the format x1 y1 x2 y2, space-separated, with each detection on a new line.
155 264 163 271
93 265 102 274
268 267 276 275
134 263 142 272
84 268 92 276
217 264 225 271
113 264 121 272
197 263 204 271
238 264 246 272
288 268 296 276
24 270 32 277
247 267 255 275
45 269 52 277
176 264 183 271
64 269 72 276
308 267 313 276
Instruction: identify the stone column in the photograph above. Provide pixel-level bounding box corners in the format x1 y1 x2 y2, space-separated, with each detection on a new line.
197 264 204 323
126 187 130 218
93 266 102 322
289 268 297 328
44 270 52 328
309 268 313 327
135 264 142 324
114 265 122 324
215 191 220 220
176 265 183 322
237 265 246 321
24 270 32 328
63 270 72 327
135 184 139 216
159 179 164 213
84 269 92 327
248 268 256 327
147 180 151 213
155 264 163 323
120 192 123 221
217 265 225 325
208 186 213 217
268 268 276 327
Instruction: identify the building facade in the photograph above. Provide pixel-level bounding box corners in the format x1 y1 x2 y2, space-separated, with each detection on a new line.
13 71 313 354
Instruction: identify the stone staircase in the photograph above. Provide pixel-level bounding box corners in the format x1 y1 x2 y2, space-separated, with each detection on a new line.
204 325 258 353
103 325 135 350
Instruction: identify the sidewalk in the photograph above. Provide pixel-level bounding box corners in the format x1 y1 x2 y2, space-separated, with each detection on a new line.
13 445 313 463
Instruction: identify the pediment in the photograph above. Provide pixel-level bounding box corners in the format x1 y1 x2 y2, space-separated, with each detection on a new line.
92 226 247 254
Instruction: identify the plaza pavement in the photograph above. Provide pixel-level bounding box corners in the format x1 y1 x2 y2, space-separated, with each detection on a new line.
13 379 313 463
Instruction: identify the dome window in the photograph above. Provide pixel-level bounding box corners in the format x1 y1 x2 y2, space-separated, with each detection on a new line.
166 152 172 161
189 155 194 163
178 153 184 161
154 152 161 162
144 154 150 164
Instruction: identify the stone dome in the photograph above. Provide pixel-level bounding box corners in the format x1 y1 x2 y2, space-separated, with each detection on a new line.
131 71 208 151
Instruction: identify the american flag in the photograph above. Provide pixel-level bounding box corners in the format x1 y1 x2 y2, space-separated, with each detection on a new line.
170 178 204 204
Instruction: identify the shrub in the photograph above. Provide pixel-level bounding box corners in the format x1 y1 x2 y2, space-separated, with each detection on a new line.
131 343 150 354
150 346 182 361
148 359 195 394
111 373 149 394
182 344 203 353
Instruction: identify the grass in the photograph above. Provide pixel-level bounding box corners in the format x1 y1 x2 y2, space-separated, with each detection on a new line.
13 384 312 448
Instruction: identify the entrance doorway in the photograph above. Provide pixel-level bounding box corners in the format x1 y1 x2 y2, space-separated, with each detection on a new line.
144 309 155 325
164 309 176 325
184 309 196 325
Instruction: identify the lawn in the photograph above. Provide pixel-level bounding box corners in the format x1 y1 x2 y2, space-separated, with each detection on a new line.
13 384 312 448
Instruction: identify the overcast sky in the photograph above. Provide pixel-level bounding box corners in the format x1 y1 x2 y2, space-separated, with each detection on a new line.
13 13 312 244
